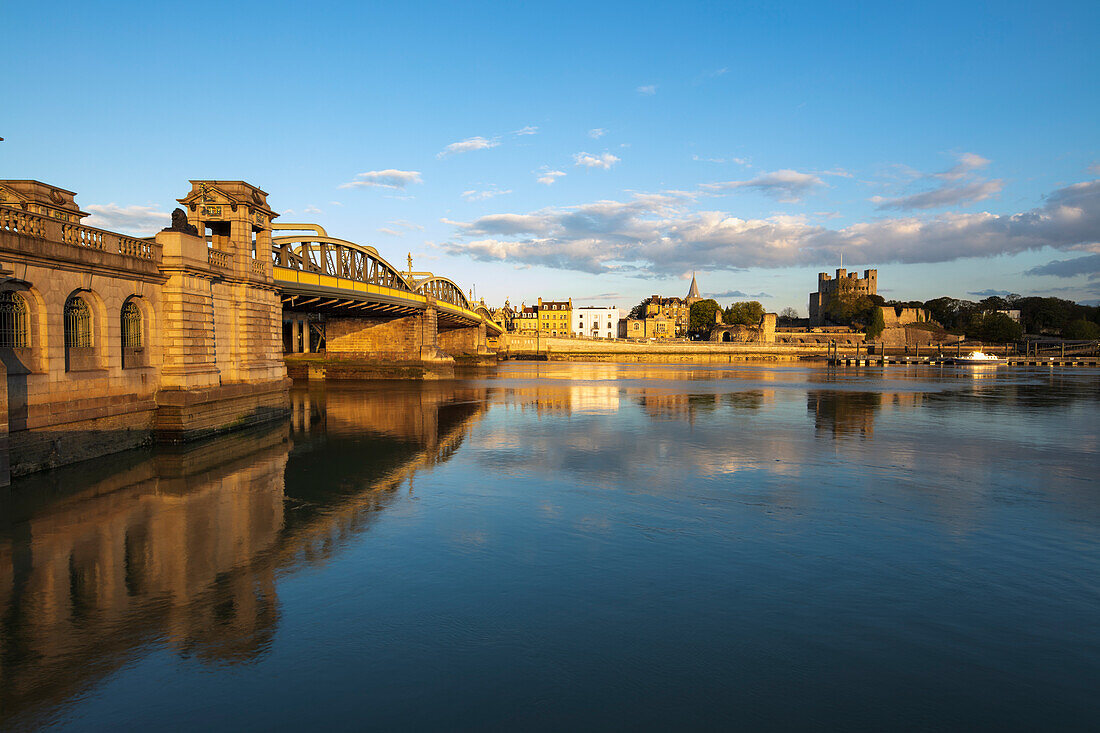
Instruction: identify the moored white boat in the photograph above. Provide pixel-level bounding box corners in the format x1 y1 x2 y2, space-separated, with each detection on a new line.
948 350 1005 365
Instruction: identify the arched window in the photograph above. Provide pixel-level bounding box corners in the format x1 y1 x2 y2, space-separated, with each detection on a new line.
64 295 92 348
121 300 142 348
0 291 28 347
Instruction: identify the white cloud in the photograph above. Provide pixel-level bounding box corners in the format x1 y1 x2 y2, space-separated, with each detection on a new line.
512 126 538 136
871 179 1004 210
84 204 170 235
329 201 343 206
692 154 751 165
377 219 424 236
935 152 991 180
637 85 657 95
437 136 500 158
702 169 824 203
462 188 512 202
441 180 1100 276
573 152 620 170
870 152 1001 211
537 169 567 185
304 205 323 214
339 169 423 189
588 128 607 139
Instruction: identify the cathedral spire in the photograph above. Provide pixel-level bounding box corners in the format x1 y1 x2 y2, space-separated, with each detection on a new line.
686 272 701 300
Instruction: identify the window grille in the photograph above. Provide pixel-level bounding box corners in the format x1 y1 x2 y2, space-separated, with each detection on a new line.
121 300 142 347
64 296 92 348
0 292 28 347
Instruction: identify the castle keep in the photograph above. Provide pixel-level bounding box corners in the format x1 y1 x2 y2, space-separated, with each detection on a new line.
808 268 878 326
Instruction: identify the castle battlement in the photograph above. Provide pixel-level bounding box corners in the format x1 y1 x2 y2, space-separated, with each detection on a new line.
809 268 878 325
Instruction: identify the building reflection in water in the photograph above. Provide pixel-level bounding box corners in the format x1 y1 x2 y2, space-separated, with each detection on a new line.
808 390 927 439
0 382 490 728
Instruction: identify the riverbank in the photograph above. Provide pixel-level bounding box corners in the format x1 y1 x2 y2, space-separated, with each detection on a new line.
498 335 833 362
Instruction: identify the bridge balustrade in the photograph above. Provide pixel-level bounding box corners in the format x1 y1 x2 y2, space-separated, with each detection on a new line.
208 249 231 268
1 203 159 263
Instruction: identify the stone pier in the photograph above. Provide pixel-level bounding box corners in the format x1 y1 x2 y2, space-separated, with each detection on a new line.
286 306 457 380
0 179 290 478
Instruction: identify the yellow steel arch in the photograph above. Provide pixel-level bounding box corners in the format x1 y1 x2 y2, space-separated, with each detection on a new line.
272 229 414 292
412 275 471 309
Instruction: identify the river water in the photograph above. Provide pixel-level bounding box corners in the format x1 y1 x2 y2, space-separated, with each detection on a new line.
1 363 1098 730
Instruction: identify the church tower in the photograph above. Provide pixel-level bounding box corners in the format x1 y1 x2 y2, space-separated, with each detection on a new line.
686 272 702 305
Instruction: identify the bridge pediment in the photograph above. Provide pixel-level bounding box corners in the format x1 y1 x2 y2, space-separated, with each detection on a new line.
178 180 277 227
0 180 88 223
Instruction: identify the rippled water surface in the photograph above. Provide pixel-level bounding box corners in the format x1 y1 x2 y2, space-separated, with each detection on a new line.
1 363 1098 730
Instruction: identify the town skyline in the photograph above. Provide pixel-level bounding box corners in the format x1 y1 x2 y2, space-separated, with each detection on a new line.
3 1 1098 313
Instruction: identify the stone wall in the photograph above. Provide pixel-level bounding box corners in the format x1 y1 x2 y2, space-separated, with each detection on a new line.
438 323 487 355
327 310 440 360
880 306 929 328
0 180 291 477
710 312 777 343
499 334 865 362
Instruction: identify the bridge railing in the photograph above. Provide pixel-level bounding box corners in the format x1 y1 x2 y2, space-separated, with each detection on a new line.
1 204 160 263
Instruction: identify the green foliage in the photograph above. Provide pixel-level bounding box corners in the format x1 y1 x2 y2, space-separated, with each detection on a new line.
724 301 765 326
1063 318 1100 340
627 298 650 320
965 312 1023 342
689 299 721 332
823 292 877 328
865 307 886 339
918 295 1097 335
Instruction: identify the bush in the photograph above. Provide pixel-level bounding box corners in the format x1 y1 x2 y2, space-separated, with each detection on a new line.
1063 318 1100 340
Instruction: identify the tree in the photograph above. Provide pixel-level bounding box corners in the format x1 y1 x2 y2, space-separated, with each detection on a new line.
824 293 877 328
627 297 651 320
689 299 721 332
1063 318 1100 340
966 312 1022 342
865 307 886 339
922 296 977 332
778 307 800 324
724 301 765 326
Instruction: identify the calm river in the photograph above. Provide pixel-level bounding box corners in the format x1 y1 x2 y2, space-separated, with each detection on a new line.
1 363 1098 730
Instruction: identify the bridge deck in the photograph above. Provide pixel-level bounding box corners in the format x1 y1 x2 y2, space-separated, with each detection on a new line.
274 266 502 332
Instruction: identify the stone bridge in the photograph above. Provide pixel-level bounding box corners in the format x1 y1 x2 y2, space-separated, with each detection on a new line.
267 218 501 378
0 178 500 482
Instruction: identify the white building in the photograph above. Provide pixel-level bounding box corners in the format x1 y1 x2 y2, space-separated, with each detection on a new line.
572 306 619 339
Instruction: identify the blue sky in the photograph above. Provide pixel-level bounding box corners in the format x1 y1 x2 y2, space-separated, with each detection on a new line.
3 0 1099 311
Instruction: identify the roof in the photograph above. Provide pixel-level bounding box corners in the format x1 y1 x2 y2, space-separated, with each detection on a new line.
686 273 701 299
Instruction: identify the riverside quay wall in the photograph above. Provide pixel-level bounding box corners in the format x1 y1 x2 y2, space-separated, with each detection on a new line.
0 180 289 483
498 335 862 362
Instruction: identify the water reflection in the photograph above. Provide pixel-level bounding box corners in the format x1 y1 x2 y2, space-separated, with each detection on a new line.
808 390 927 438
1 364 1098 730
0 382 490 728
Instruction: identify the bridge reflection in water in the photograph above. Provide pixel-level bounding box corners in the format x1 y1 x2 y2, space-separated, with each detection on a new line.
0 382 490 729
